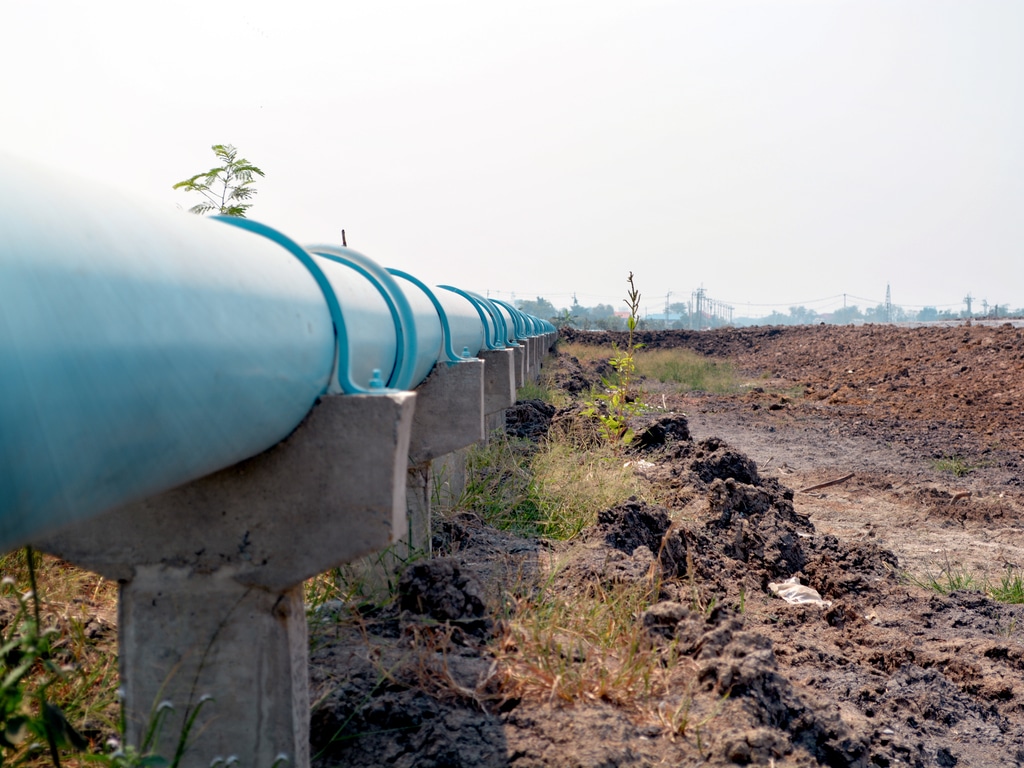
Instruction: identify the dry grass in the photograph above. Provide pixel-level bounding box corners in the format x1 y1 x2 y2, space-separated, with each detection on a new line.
633 349 738 394
457 436 648 540
0 550 121 767
557 341 615 367
495 573 682 705
489 559 729 749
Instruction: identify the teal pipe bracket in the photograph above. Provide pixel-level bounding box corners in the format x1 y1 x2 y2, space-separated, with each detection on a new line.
388 269 466 364
437 286 507 350
308 245 419 391
213 217 352 395
491 299 528 340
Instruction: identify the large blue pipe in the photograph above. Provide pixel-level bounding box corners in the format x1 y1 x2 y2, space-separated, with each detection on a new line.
0 156 553 550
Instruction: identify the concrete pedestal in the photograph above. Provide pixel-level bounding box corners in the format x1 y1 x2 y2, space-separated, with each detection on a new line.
512 344 525 389
119 568 309 768
35 393 416 768
430 448 471 514
408 360 484 466
347 360 485 597
480 349 516 437
525 337 538 380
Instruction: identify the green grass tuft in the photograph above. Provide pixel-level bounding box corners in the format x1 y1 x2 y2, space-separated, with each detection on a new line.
990 571 1024 604
931 455 976 477
909 562 1024 606
633 349 739 394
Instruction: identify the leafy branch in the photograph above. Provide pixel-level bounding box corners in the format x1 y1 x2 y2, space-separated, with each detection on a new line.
173 144 264 218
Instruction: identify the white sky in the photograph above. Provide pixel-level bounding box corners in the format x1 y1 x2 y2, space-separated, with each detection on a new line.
3 1 1022 317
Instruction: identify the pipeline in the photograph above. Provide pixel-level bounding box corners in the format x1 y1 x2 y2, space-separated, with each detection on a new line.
0 155 555 550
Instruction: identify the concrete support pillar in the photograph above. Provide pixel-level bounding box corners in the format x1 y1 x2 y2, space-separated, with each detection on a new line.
526 338 538 381
408 360 484 467
409 360 485 547
406 359 484 547
35 393 416 768
348 360 485 595
480 349 516 436
512 344 526 389
430 447 471 513
119 568 309 768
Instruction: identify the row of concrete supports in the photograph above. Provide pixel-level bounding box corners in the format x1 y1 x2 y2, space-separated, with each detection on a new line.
33 334 554 768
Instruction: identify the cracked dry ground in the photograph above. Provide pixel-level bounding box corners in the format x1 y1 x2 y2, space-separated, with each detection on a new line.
309 324 1024 767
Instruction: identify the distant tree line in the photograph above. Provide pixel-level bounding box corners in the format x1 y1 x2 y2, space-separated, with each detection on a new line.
516 297 634 331
515 296 726 331
516 296 1022 330
741 302 1020 327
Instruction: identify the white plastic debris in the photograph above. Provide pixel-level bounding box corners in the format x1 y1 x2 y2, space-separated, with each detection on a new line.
768 576 832 607
623 460 656 470
623 459 657 478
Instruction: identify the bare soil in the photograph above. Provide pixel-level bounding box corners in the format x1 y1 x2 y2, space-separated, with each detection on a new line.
310 324 1024 767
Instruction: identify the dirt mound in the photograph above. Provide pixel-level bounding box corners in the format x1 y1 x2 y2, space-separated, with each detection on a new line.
567 322 1024 472
505 399 556 441
548 402 605 449
627 412 691 451
640 603 869 765
594 498 673 556
549 352 596 394
398 557 491 635
685 438 761 487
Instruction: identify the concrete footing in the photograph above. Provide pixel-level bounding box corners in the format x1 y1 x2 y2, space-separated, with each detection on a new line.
512 344 525 388
430 447 471 513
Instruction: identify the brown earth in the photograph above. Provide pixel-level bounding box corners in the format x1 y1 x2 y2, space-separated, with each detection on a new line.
310 324 1024 767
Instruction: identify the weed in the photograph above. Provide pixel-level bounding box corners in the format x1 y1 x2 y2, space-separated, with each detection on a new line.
0 548 120 768
990 571 1024 604
658 682 696 737
457 437 542 533
931 455 976 477
516 380 556 405
908 564 979 594
908 559 1024 607
582 273 646 445
305 538 433 632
